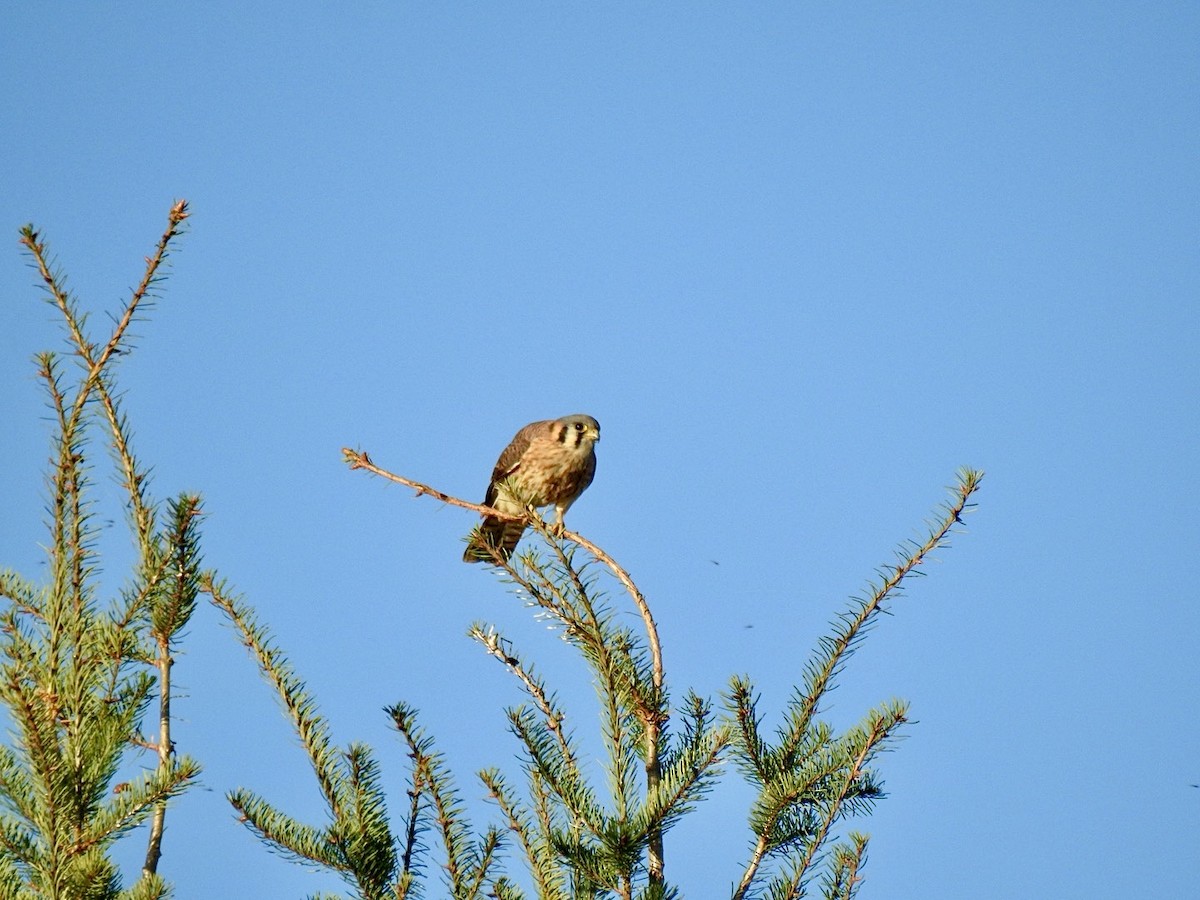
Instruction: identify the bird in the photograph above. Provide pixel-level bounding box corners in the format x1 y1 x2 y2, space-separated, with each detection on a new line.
463 414 601 563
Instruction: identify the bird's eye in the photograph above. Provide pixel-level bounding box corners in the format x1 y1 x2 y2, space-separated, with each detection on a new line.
575 422 586 431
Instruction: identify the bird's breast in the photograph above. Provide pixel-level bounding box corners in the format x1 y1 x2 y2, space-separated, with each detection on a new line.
509 439 596 506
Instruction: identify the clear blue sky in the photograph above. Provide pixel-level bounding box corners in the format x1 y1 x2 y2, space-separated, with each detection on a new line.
2 3 1197 897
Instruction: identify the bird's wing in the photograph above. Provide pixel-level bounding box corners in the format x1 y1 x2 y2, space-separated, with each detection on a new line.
483 419 547 505
580 448 597 492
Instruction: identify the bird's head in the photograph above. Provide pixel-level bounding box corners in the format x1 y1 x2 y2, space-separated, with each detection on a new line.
555 414 601 446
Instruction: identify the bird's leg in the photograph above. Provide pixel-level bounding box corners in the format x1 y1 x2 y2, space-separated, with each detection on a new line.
549 505 567 537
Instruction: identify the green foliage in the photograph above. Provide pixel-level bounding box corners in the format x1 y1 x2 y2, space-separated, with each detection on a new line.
726 470 982 899
0 204 201 898
5 202 984 898
212 467 980 899
206 578 507 899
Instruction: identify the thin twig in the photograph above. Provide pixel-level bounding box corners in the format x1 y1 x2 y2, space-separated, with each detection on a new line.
342 448 524 520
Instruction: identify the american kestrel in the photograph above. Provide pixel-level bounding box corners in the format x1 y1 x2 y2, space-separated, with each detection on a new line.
462 414 601 563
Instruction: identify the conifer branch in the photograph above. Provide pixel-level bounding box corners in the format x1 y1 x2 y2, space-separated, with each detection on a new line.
142 497 203 879
784 704 905 894
122 871 169 900
519 551 640 818
0 817 40 873
727 472 983 899
0 744 36 824
19 201 189 442
491 877 528 900
339 742 399 897
465 828 505 899
481 768 569 900
387 702 501 899
397 767 427 898
820 832 869 900
0 854 25 899
96 377 157 552
526 516 664 700
632 724 728 838
35 351 80 625
14 205 199 895
781 468 982 764
509 554 646 850
0 570 42 616
226 790 345 870
506 707 605 840
213 584 412 898
39 347 90 646
472 626 580 776
75 755 202 853
342 448 501 516
735 744 852 899
726 675 770 783
204 575 346 818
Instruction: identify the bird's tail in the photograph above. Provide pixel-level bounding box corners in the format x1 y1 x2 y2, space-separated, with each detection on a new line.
462 516 526 564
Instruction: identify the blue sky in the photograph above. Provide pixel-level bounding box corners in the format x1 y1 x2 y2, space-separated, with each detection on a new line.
2 3 1197 897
